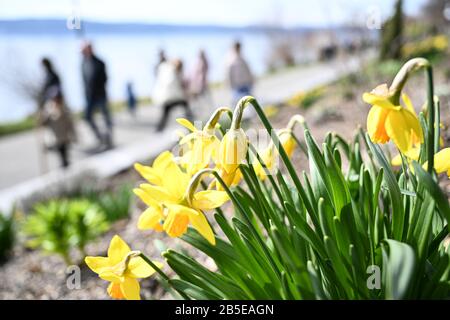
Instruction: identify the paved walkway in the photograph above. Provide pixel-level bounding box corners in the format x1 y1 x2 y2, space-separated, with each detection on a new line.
0 54 368 212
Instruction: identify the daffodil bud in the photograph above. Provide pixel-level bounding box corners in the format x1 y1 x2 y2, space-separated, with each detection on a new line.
286 114 305 131
218 128 248 173
231 96 255 129
205 107 232 131
389 57 430 104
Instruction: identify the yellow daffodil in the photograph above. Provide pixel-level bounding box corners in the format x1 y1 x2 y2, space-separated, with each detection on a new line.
176 118 220 174
217 128 248 174
363 85 423 153
134 154 229 244
85 235 160 300
423 148 450 177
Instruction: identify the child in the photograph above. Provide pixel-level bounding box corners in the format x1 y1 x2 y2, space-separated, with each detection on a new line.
126 82 137 118
39 87 77 168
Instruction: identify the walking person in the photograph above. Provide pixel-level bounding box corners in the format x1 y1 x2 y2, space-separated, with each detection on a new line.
154 49 167 76
81 41 113 150
190 49 213 115
39 57 61 109
225 41 254 106
38 87 77 168
154 59 193 132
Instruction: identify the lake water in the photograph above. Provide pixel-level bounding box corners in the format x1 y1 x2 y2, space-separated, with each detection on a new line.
0 30 309 122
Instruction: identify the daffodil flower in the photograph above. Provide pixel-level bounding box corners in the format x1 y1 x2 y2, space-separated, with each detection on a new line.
176 118 220 174
134 154 229 244
423 148 450 177
85 235 160 300
363 84 423 154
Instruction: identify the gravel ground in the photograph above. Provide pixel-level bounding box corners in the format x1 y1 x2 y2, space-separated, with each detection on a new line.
1 61 449 299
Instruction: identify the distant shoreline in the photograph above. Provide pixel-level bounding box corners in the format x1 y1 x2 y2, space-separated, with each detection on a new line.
0 18 364 35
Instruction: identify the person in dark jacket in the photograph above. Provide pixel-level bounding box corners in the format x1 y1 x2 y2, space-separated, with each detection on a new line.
39 57 61 109
81 41 113 149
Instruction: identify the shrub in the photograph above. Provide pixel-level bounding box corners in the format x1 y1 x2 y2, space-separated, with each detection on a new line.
23 199 108 264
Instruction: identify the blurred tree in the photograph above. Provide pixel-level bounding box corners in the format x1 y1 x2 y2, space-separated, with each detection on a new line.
380 0 404 60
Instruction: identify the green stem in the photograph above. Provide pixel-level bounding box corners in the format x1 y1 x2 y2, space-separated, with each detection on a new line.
426 66 435 174
138 253 190 300
245 97 316 216
434 98 440 153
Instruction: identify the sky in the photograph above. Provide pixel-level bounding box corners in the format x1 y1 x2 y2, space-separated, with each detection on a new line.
0 0 428 27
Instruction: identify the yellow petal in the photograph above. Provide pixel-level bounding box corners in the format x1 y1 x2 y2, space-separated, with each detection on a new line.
127 256 160 278
162 161 190 200
139 183 175 203
367 105 390 144
362 92 398 110
187 210 216 245
391 153 402 166
99 270 122 283
401 93 415 114
192 190 229 210
107 282 125 299
176 118 197 132
280 134 296 158
85 256 111 275
120 277 141 300
133 188 160 207
385 108 423 153
134 163 161 185
137 206 163 230
404 146 421 161
433 148 450 175
153 151 174 170
108 235 131 265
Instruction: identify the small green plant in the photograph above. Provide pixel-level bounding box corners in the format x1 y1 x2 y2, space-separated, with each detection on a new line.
23 199 108 264
0 213 14 262
69 200 109 255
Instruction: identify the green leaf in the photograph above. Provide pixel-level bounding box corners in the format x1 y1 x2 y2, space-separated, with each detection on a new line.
383 239 416 299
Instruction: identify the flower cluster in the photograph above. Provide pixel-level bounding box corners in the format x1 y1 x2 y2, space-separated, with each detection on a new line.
85 57 450 301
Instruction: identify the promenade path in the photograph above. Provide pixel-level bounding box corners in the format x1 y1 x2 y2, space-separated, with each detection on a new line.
0 55 367 211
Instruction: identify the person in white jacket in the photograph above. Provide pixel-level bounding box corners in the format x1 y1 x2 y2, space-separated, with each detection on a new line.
154 59 193 132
